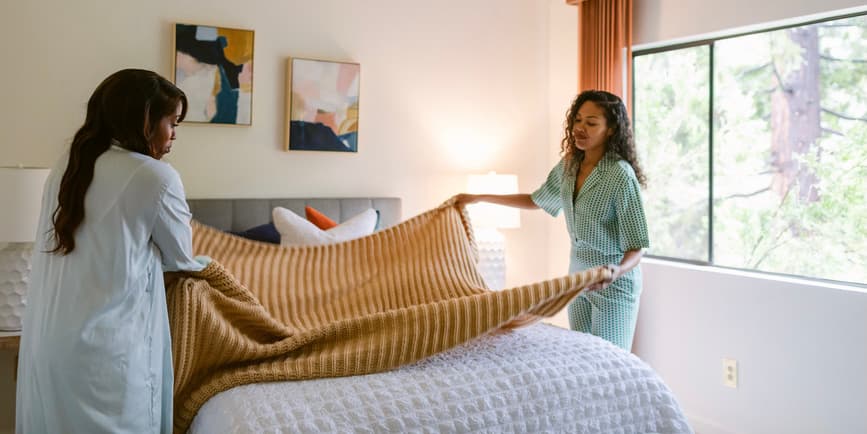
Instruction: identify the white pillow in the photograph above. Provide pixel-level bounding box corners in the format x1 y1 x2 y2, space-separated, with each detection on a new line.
272 207 378 246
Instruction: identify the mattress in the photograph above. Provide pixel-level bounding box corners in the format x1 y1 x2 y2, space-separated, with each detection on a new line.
188 324 691 433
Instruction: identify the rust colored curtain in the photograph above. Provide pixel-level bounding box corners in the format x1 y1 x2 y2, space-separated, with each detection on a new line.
566 0 633 109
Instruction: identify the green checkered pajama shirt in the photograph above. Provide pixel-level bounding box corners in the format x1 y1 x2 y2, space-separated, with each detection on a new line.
531 154 650 351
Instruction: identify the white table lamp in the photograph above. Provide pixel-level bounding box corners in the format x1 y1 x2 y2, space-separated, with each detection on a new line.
0 167 50 331
467 172 519 290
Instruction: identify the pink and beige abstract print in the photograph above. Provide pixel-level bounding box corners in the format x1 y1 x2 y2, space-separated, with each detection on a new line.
286 58 360 152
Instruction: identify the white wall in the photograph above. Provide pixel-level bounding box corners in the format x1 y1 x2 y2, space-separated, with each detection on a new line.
0 0 552 222
632 1 867 433
0 0 566 288
636 260 867 434
542 0 579 329
0 1 574 431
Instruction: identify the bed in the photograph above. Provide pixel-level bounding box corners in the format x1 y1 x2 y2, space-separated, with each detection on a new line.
183 197 692 434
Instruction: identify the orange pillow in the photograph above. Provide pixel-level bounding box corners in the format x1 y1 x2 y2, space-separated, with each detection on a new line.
305 205 338 230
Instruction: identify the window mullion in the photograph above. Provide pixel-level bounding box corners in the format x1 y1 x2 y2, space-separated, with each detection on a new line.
708 42 715 265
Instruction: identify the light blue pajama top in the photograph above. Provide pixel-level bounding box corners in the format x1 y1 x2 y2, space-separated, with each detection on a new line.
16 145 203 434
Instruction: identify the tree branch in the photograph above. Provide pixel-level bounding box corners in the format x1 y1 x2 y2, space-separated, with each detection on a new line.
746 177 795 264
821 107 867 123
719 187 771 201
820 54 867 64
771 61 791 93
821 126 845 136
738 62 772 78
751 223 794 268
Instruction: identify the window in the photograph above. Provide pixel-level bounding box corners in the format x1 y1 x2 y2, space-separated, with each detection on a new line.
634 46 710 263
634 13 867 285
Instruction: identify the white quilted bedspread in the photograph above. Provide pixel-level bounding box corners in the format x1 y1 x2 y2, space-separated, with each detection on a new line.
188 324 692 433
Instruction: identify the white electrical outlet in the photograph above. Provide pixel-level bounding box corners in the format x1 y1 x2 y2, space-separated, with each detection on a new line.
723 358 738 388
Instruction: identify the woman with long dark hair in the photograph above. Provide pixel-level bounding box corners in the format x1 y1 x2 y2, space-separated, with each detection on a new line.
456 90 649 351
16 69 205 433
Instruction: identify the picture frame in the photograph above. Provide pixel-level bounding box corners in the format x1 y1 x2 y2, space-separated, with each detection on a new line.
173 23 254 125
284 57 360 152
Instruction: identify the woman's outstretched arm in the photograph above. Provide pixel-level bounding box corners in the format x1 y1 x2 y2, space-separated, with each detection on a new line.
454 193 539 210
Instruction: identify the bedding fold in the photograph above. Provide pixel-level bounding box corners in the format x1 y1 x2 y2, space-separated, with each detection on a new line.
167 199 611 433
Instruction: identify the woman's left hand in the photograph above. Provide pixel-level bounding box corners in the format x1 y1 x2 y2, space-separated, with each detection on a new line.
453 193 480 207
586 264 620 291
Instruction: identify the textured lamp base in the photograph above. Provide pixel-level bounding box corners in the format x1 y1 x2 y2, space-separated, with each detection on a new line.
0 242 33 331
475 228 506 290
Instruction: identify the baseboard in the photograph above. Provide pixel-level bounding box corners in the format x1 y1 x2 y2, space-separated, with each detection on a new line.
687 413 735 434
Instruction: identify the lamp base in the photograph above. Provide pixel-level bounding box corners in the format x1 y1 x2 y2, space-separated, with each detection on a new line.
475 228 506 290
0 242 33 331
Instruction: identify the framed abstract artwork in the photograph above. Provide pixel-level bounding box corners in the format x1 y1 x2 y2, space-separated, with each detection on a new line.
285 57 360 152
173 23 254 125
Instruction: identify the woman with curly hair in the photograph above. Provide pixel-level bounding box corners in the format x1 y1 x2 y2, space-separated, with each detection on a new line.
456 90 649 351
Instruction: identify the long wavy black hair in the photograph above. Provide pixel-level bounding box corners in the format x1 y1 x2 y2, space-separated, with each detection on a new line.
560 90 646 187
50 69 188 255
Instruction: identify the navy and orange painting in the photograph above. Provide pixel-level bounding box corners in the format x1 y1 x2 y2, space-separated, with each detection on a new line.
174 24 254 125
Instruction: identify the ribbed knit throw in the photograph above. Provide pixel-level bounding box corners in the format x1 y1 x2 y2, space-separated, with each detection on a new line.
166 200 611 433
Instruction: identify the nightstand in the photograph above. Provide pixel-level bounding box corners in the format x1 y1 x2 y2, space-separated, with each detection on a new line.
0 331 20 350
0 331 20 383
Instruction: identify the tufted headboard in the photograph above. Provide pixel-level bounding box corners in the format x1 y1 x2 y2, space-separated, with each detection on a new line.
186 197 402 232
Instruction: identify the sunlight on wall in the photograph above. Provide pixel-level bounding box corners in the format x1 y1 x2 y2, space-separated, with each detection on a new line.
438 128 500 170
433 118 532 172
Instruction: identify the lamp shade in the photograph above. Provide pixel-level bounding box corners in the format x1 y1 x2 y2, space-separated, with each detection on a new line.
0 167 50 242
466 172 520 229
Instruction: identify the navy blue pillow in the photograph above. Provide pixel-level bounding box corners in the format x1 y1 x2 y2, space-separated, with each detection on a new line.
229 222 281 244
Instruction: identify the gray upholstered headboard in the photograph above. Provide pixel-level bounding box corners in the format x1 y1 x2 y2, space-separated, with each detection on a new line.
187 198 402 232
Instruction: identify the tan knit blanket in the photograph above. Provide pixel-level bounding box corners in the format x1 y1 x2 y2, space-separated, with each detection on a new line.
166 200 610 433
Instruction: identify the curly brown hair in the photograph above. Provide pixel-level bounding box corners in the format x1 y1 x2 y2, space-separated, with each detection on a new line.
560 90 646 187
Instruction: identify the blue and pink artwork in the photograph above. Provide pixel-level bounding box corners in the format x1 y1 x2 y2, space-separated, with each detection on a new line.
285 58 360 152
174 23 254 125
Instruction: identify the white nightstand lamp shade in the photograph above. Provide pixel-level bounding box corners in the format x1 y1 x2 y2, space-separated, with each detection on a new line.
466 172 519 290
466 172 520 229
0 167 50 331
